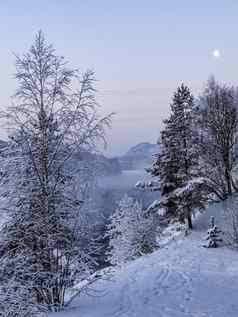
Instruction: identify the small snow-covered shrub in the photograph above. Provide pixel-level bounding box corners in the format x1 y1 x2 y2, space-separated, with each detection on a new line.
203 216 222 248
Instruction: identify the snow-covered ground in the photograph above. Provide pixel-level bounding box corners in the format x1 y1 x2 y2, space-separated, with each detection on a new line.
51 202 238 317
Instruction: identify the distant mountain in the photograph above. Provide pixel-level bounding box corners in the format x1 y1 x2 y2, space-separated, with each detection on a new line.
0 138 160 174
119 142 159 170
72 151 122 176
125 142 159 157
0 139 122 177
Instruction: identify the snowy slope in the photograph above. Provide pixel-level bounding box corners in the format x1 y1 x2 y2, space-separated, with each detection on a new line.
52 202 238 317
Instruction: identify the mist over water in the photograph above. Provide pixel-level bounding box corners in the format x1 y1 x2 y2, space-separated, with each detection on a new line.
99 169 148 190
99 169 160 215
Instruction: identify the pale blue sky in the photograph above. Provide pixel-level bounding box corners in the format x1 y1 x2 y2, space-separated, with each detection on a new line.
0 1 238 155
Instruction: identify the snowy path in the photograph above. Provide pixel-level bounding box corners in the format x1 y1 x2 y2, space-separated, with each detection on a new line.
52 204 238 317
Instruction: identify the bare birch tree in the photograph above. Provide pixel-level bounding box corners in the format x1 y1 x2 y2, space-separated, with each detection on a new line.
0 31 112 313
198 77 238 200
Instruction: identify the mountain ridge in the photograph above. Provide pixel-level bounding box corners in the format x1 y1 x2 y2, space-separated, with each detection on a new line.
118 142 159 170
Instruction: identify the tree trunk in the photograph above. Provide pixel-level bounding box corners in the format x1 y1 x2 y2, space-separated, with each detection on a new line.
187 213 193 229
224 150 232 196
225 168 232 196
231 176 238 192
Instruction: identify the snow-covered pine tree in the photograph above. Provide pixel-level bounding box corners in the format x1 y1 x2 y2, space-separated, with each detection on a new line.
106 195 157 265
204 216 222 248
0 31 112 313
149 84 202 229
150 118 180 219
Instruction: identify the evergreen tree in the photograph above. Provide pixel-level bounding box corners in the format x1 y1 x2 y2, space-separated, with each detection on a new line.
149 84 202 229
204 216 222 248
106 195 157 265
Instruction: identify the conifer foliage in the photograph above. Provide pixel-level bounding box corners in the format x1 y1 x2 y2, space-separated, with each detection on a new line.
149 84 202 229
0 31 111 313
106 195 157 265
204 216 223 248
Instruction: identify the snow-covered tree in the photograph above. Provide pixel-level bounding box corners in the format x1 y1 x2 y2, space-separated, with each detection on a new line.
106 195 158 265
0 31 112 313
148 84 202 229
204 216 222 248
198 77 238 200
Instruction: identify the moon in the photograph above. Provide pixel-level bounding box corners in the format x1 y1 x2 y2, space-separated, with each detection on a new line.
213 50 220 58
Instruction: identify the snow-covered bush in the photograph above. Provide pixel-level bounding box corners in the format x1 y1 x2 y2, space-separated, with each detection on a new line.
106 195 158 265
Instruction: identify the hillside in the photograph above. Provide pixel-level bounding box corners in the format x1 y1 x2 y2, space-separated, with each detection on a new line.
118 142 159 170
0 140 122 177
52 202 238 317
71 150 122 176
